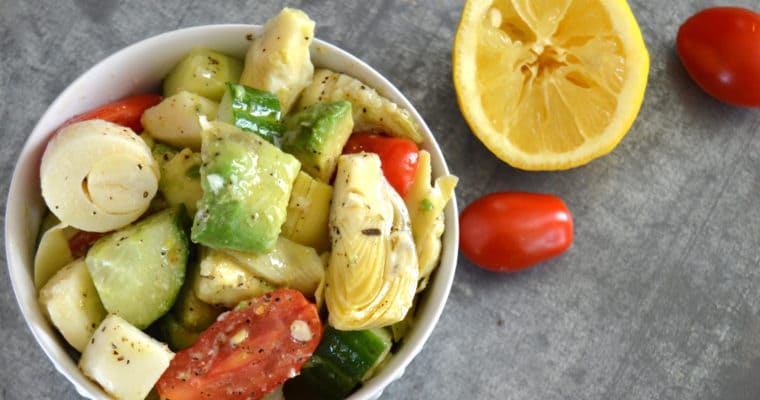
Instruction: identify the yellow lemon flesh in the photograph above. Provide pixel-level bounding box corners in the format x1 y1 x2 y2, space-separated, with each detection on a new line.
453 0 649 170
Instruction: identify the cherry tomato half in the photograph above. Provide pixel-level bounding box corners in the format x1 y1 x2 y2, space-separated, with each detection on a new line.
676 7 760 107
59 93 162 133
343 132 420 198
459 192 573 272
156 288 323 400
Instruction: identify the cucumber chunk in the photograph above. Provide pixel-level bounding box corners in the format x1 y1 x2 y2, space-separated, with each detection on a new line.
163 47 243 101
284 326 392 399
160 260 223 351
218 83 283 146
85 206 190 329
158 312 200 351
170 259 223 331
157 148 203 215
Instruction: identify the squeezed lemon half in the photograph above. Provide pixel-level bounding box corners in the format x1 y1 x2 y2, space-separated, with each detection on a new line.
453 0 649 170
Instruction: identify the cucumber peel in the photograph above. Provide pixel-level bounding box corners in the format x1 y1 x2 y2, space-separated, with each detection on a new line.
218 83 284 146
284 326 392 399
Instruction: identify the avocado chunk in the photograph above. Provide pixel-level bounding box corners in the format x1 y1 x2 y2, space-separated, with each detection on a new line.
218 83 283 146
85 206 190 329
191 121 301 253
282 101 354 182
163 47 243 101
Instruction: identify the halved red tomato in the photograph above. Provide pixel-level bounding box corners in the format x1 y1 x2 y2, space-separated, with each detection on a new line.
343 132 420 198
156 288 323 400
59 93 161 133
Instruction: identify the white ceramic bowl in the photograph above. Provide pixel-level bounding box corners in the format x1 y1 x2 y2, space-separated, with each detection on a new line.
5 24 458 399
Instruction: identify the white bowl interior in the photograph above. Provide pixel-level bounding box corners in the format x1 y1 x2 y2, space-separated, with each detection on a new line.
5 24 458 400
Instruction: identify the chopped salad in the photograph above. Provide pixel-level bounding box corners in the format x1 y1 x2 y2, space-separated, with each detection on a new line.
34 7 457 400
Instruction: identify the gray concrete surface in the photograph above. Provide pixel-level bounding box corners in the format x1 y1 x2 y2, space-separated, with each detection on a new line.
2 0 760 399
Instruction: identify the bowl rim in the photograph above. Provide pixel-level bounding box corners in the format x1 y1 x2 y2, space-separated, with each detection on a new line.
5 23 459 400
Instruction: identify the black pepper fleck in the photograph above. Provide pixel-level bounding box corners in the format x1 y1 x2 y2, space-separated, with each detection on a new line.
362 228 382 236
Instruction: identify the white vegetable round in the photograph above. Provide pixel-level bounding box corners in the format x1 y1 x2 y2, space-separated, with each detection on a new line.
40 119 159 232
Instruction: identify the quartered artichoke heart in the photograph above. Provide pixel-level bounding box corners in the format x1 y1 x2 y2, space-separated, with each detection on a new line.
325 153 419 330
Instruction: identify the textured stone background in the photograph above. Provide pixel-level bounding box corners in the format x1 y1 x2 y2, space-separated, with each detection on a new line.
2 0 760 399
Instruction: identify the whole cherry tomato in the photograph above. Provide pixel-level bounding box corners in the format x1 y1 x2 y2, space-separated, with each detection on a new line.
676 7 760 106
343 132 419 198
59 93 162 133
459 192 573 272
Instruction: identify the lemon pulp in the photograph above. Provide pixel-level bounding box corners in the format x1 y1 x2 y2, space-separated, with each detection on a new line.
454 0 649 170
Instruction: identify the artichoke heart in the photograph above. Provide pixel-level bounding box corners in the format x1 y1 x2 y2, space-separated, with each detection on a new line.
405 150 458 292
325 153 418 330
295 69 424 143
240 7 315 114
